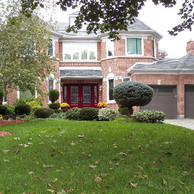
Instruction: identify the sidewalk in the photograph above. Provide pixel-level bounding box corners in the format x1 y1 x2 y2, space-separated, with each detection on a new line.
164 119 194 130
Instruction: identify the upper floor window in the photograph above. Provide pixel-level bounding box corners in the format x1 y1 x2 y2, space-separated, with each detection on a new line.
48 39 54 56
127 38 142 55
106 39 114 57
153 39 156 58
63 43 97 61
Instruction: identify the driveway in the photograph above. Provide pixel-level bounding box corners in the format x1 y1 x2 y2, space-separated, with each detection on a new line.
164 119 194 130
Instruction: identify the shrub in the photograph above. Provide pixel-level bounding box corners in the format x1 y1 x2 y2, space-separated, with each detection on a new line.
98 108 118 121
49 102 60 110
65 108 81 120
3 105 15 115
118 107 130 116
54 109 63 113
49 113 66 119
14 104 31 115
114 81 153 117
26 100 44 111
135 110 165 123
34 108 54 118
79 108 99 121
49 89 59 103
0 114 3 120
0 88 5 105
0 105 9 115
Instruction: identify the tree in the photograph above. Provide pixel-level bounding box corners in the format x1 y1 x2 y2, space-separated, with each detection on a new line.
0 1 55 97
113 81 153 117
21 0 194 39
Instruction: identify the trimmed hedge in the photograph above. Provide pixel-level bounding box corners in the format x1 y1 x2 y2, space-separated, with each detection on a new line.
49 89 59 103
49 102 60 110
34 108 54 118
98 108 118 121
14 104 31 115
0 105 9 116
135 110 165 123
79 108 99 121
65 108 81 120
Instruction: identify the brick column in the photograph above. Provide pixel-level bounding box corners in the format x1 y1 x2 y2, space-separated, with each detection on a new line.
177 75 185 118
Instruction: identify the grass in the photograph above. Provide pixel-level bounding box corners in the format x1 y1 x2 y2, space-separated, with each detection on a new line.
0 117 193 193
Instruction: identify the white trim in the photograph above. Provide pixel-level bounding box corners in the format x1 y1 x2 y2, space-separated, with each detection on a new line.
125 37 144 57
101 55 156 61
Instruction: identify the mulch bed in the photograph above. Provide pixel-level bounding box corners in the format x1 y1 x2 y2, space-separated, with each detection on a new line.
0 120 25 136
0 120 25 126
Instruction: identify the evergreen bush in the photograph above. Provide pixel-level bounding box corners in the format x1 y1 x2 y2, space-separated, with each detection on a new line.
135 110 165 123
114 81 153 117
79 108 99 121
49 89 59 103
0 105 9 116
14 104 31 115
34 108 54 118
118 107 130 116
65 108 81 120
49 102 60 110
98 108 118 121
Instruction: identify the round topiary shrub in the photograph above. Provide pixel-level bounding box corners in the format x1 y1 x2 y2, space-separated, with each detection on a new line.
0 105 9 116
34 108 54 118
14 104 31 115
65 108 81 120
49 89 59 103
135 110 165 123
49 102 60 110
79 108 99 121
114 81 153 117
98 108 118 121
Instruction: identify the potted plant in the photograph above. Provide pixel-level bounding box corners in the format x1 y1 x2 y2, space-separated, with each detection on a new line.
60 103 70 112
97 102 108 108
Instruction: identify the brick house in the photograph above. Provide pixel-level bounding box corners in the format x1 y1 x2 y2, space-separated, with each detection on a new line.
4 12 194 119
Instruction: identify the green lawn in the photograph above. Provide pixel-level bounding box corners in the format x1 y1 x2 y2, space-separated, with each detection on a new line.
0 118 193 193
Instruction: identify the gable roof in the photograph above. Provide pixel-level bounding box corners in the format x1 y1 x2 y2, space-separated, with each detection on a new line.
54 14 162 40
128 54 194 75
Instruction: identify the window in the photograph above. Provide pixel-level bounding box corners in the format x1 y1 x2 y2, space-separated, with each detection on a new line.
106 39 114 57
108 79 114 101
122 77 131 82
127 38 142 55
48 74 55 92
24 40 36 56
48 39 53 56
19 89 35 99
153 39 156 58
63 43 97 61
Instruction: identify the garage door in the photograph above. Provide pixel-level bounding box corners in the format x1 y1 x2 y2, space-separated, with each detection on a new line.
185 85 194 118
141 86 177 119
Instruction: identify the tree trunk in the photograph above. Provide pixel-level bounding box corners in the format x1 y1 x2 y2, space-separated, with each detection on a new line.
128 107 133 118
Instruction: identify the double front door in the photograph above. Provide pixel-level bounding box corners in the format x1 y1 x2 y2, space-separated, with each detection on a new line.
63 84 98 108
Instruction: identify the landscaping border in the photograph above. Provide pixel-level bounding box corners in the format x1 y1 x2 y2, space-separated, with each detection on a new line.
0 120 25 126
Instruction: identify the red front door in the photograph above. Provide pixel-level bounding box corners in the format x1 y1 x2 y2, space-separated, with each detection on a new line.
63 84 98 108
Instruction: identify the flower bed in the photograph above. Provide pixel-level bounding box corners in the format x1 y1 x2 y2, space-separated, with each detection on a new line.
0 120 25 126
0 131 12 136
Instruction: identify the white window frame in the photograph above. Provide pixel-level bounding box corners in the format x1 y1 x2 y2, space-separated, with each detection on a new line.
63 42 97 61
107 73 116 103
106 39 114 57
126 37 144 56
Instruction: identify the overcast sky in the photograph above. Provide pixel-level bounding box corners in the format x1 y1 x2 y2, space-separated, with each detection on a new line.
52 0 193 58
